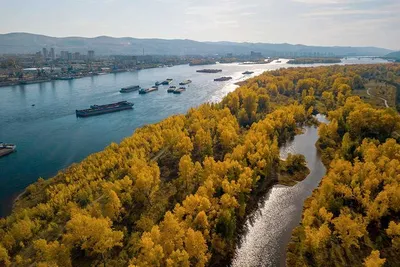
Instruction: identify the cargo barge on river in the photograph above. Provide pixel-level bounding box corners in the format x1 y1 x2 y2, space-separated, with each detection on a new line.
120 85 140 93
139 86 159 94
196 69 222 73
76 101 134 117
0 143 16 158
214 76 232 82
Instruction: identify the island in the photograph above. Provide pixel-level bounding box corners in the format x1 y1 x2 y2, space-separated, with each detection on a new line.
287 57 342 64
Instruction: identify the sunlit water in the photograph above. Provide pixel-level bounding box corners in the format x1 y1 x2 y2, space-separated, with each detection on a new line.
0 58 386 217
231 115 328 267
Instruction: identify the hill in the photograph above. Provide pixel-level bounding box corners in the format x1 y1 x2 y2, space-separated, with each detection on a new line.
0 32 393 56
385 51 400 60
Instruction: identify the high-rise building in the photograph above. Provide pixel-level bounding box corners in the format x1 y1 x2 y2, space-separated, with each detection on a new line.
42 48 48 59
88 50 95 60
61 51 68 60
73 52 81 60
67 52 73 61
50 48 55 60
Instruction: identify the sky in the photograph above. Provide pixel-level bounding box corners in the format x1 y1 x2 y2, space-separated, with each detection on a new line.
0 0 399 50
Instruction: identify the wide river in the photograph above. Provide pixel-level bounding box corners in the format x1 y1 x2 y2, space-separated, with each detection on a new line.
0 57 386 219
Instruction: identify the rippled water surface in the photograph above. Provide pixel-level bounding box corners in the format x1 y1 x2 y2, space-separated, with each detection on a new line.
232 115 328 267
0 58 386 217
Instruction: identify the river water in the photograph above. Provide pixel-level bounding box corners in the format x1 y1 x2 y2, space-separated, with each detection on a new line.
0 57 386 217
231 115 328 267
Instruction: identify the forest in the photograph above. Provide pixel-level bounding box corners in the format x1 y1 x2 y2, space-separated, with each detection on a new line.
1 63 400 266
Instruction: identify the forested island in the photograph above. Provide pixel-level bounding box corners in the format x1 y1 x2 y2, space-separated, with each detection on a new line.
1 63 400 267
287 58 342 64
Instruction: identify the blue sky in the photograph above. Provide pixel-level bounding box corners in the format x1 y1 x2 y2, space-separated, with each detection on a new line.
0 0 399 49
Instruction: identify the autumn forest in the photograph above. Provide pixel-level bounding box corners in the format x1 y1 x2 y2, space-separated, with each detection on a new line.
1 63 400 267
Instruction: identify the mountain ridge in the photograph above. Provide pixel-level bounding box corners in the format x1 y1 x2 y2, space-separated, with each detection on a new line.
0 32 393 56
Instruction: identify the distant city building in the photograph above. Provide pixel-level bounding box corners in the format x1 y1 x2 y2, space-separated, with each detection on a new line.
88 50 95 60
135 55 153 64
67 52 72 61
35 51 42 58
60 51 68 60
42 48 48 59
73 52 81 60
50 48 55 60
250 51 262 58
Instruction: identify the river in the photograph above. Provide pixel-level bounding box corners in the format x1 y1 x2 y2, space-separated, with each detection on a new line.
0 57 387 217
231 115 328 267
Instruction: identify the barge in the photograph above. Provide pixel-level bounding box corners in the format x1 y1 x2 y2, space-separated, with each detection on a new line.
76 101 134 117
214 76 232 82
120 85 140 93
179 80 192 85
139 86 159 94
196 69 222 73
0 143 16 158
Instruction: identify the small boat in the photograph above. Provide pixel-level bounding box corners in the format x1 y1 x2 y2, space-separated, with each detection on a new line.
242 71 254 75
0 143 17 158
161 80 172 85
214 76 232 82
77 101 134 117
32 104 35 107
179 80 192 85
155 81 161 86
120 85 140 93
173 87 186 94
167 86 177 93
139 87 159 94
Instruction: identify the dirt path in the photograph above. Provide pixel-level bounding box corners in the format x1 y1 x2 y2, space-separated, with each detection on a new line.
367 88 389 108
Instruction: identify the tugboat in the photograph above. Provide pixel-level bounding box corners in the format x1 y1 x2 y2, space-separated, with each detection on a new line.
173 87 186 94
76 101 134 117
139 86 159 94
161 79 173 85
179 80 192 85
167 86 177 93
214 77 232 82
120 85 140 93
196 69 222 73
0 143 17 158
242 71 254 75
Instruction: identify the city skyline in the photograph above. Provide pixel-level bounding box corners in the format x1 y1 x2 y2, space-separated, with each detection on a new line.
0 0 398 50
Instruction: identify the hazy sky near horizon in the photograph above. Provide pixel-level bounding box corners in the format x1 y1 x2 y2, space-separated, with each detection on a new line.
0 0 399 49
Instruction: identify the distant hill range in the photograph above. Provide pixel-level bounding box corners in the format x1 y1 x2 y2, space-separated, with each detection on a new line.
0 32 393 57
385 51 400 60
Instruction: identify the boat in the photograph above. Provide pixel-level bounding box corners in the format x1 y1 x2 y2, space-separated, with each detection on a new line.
173 87 186 94
161 80 172 85
76 101 134 117
167 86 177 93
120 85 140 93
0 143 16 158
196 69 222 73
276 60 282 63
214 76 232 82
242 71 254 75
179 80 192 85
155 81 162 86
139 87 159 94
